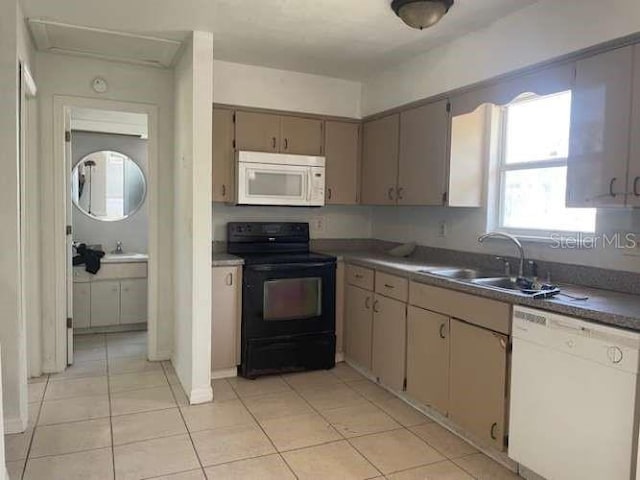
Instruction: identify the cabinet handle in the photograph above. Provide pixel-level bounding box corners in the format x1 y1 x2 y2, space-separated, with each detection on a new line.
284 138 288 150
226 272 233 286
397 187 404 200
388 187 395 201
221 184 226 197
609 177 617 198
495 334 507 350
272 137 277 149
439 323 446 339
365 297 371 309
354 273 363 279
490 422 498 440
634 177 640 197
372 300 380 313
384 284 395 289
327 188 332 200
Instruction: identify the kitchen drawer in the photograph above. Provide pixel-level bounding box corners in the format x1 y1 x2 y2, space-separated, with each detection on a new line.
375 271 408 302
409 281 510 335
73 262 148 283
346 264 374 290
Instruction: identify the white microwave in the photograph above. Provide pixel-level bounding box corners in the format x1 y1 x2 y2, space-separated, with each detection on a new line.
236 151 326 207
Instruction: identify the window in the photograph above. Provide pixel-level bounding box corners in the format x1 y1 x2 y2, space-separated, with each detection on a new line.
496 91 596 235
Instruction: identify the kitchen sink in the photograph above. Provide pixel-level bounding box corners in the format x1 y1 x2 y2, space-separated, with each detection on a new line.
470 277 521 291
425 268 497 280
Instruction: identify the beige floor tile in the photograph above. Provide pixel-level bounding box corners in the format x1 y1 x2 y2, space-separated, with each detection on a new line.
73 346 107 363
453 453 521 480
111 385 176 416
106 332 146 345
191 423 275 467
6 459 25 480
108 356 163 375
322 402 401 438
114 434 200 480
39 394 110 426
171 383 190 406
166 371 181 386
375 398 431 427
49 359 108 381
350 428 445 475
331 362 366 382
348 380 396 404
28 375 48 384
227 375 291 398
283 440 380 480
5 430 32 461
27 382 46 404
410 423 477 459
283 370 343 391
24 447 113 480
75 334 106 348
148 470 206 479
242 390 313 421
109 371 168 393
108 341 147 359
44 376 108 401
211 379 237 401
30 418 111 458
205 454 296 479
260 412 341 451
387 460 474 480
112 408 187 445
181 398 255 432
299 382 368 411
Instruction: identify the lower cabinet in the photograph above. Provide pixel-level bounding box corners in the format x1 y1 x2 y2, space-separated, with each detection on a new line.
345 284 374 370
90 281 121 327
73 283 91 329
449 319 509 451
74 278 148 328
372 294 406 392
211 266 242 373
120 279 148 324
406 306 450 416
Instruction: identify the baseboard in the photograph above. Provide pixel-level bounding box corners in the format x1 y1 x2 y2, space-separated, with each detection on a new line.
148 350 172 362
211 368 237 380
335 352 344 363
4 415 27 434
189 385 213 404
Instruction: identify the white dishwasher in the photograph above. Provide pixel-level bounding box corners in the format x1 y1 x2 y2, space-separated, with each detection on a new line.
509 306 640 480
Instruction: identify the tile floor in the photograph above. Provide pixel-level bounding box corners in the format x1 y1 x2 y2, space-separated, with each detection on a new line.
9 332 522 479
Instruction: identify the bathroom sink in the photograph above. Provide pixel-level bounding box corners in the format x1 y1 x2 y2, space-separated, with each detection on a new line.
102 253 149 264
425 268 497 280
470 277 521 291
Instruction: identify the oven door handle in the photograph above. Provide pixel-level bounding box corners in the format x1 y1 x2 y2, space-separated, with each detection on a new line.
248 262 329 272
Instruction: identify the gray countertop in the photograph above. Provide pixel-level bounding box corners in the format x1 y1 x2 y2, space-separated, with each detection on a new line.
321 250 640 333
212 252 244 267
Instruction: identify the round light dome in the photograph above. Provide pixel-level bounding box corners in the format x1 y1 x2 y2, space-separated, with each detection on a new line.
391 0 454 30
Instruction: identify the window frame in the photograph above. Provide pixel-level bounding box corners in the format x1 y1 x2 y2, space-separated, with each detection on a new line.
493 91 596 239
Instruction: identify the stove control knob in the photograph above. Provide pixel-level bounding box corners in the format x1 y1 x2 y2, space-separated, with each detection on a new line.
607 346 623 364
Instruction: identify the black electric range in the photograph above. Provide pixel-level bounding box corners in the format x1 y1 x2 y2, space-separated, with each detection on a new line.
227 222 336 378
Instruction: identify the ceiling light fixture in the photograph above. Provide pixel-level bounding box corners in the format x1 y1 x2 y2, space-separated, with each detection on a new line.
391 0 454 30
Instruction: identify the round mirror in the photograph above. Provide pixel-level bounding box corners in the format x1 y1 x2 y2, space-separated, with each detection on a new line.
72 150 146 221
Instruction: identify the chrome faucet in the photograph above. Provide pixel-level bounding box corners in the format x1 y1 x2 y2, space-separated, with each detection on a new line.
112 241 124 254
478 232 525 279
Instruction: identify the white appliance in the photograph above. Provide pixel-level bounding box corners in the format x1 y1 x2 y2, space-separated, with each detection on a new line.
236 151 326 206
509 306 640 480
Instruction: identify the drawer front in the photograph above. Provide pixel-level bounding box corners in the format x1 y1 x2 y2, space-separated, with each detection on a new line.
73 262 148 282
409 282 511 335
346 264 374 290
375 271 408 302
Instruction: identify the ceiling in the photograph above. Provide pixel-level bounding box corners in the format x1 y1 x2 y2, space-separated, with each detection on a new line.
22 0 539 80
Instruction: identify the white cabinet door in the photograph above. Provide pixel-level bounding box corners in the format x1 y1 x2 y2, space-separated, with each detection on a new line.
73 283 91 329
120 279 148 325
90 281 120 327
212 267 241 372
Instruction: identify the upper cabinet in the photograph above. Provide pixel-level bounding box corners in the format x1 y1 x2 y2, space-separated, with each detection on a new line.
235 111 324 156
628 45 640 208
212 108 235 202
567 46 634 207
398 100 449 205
325 121 360 205
361 114 400 205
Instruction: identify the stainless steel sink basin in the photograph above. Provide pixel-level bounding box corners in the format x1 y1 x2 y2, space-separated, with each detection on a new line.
470 277 521 290
426 268 496 280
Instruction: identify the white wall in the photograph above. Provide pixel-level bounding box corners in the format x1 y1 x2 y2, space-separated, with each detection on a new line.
36 52 175 368
213 60 362 118
362 0 640 115
173 32 214 404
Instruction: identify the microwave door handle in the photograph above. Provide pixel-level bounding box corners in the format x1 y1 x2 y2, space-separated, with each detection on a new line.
307 169 313 202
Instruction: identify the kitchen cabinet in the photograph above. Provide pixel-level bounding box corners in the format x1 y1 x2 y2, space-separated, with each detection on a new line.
398 100 450 205
406 306 450 416
335 261 345 354
371 294 406 392
211 266 242 373
73 283 91 329
361 114 400 205
567 46 633 207
281 116 324 155
120 279 148 325
628 45 640 207
345 284 374 371
212 108 235 202
90 280 121 327
325 121 360 204
449 319 508 451
235 111 281 152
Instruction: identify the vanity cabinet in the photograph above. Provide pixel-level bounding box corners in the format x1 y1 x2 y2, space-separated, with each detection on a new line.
73 283 91 329
325 121 360 205
120 279 148 324
90 281 121 327
211 266 242 375
212 108 235 202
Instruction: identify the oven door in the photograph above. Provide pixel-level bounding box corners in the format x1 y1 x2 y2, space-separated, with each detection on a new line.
243 262 336 340
237 161 311 206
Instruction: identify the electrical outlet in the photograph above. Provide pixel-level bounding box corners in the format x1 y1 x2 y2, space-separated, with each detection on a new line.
312 216 327 234
438 221 447 238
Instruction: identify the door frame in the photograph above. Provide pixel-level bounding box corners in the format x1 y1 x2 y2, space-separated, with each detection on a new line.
51 96 160 372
